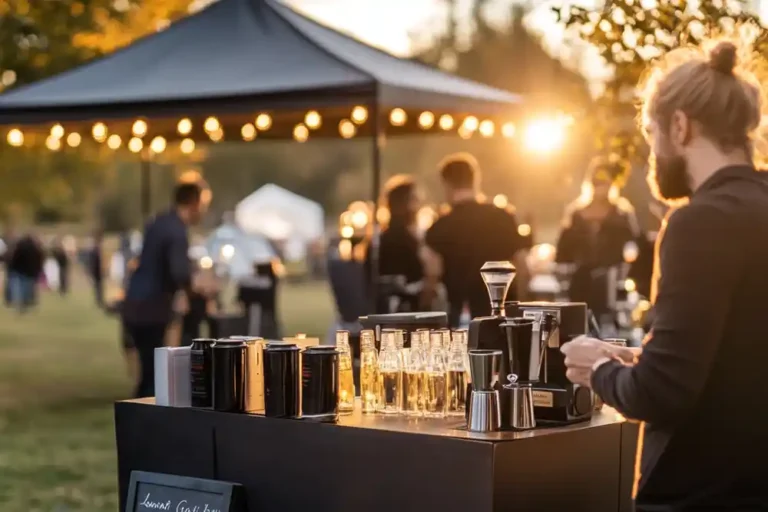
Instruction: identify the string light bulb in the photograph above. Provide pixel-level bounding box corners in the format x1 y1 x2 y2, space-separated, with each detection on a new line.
209 129 224 142
66 132 82 148
177 118 193 135
204 116 220 133
293 124 309 143
92 122 108 142
241 123 257 141
418 111 435 129
107 134 122 149
463 116 479 132
46 135 62 151
150 136 166 154
502 122 516 138
439 114 454 130
128 137 143 153
180 138 196 154
255 113 272 131
304 111 322 130
50 124 65 138
389 108 407 126
458 125 472 139
351 106 368 124
339 119 356 139
479 120 495 137
132 120 148 137
6 128 23 147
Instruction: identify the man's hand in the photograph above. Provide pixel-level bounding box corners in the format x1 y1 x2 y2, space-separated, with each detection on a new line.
561 336 635 387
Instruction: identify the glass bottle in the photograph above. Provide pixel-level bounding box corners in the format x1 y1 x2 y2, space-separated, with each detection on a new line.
403 332 426 416
395 330 407 413
359 330 379 414
377 329 402 414
446 330 468 417
336 330 355 414
424 331 447 418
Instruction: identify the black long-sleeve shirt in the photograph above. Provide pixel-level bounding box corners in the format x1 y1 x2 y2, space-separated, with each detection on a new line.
123 210 191 325
592 165 768 510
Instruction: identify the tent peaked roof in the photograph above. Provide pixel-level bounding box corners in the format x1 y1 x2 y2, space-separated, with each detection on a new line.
0 0 521 124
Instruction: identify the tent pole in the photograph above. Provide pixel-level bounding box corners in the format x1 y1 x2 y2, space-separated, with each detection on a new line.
140 153 152 222
369 100 383 311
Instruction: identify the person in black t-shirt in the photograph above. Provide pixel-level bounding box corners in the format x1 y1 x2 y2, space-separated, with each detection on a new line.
423 153 529 326
366 175 425 313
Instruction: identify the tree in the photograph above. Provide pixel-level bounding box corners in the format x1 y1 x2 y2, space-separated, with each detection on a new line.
554 0 767 163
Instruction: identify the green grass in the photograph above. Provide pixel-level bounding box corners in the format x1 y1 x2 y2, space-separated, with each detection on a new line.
0 274 334 512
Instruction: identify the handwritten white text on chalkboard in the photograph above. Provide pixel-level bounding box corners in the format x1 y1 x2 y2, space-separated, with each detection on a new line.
140 493 221 512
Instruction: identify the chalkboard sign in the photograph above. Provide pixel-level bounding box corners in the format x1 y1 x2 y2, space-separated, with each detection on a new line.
126 471 245 512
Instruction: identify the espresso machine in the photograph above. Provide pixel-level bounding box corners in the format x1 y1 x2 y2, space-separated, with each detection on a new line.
467 261 593 429
512 301 593 424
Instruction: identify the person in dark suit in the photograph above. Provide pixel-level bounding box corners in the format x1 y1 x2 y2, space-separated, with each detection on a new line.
122 182 209 398
562 41 768 510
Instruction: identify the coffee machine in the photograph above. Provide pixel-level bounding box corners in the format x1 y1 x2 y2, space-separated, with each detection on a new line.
514 301 593 424
467 261 593 428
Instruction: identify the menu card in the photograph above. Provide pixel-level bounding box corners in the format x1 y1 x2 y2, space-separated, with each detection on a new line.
154 346 191 407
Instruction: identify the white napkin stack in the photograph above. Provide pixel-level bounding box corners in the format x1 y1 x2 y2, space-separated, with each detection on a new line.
154 346 191 407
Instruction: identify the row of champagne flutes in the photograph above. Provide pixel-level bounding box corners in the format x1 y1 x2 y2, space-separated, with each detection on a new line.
349 328 470 418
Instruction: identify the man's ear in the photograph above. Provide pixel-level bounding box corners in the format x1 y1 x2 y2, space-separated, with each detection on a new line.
670 109 691 146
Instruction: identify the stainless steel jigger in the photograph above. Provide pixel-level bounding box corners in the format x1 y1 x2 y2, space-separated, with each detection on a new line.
467 349 502 432
505 374 536 430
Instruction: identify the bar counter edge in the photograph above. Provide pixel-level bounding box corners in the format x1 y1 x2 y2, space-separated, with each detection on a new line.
115 399 639 512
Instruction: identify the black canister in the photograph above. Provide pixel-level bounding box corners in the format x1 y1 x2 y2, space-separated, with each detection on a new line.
263 342 301 418
301 346 340 422
212 340 247 413
190 338 216 408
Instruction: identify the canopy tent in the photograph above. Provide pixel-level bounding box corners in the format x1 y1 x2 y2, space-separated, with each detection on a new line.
0 0 530 293
204 222 277 279
0 0 520 128
235 184 324 242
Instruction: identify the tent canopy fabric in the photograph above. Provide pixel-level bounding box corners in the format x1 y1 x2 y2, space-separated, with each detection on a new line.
0 0 521 124
235 184 324 242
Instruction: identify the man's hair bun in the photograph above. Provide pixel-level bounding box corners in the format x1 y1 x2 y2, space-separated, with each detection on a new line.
708 41 738 75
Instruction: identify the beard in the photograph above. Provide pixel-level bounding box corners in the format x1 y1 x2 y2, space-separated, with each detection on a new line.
647 148 692 205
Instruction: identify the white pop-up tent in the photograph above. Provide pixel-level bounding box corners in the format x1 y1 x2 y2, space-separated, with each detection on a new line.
235 184 324 242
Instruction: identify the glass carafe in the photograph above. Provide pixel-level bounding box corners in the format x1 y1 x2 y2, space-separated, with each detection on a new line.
336 330 355 413
424 331 447 418
377 329 402 414
359 330 379 414
446 330 468 417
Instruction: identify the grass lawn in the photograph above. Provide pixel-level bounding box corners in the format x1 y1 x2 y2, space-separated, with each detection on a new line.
0 274 334 512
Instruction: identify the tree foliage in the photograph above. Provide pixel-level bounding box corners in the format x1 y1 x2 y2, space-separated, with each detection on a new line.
555 0 768 163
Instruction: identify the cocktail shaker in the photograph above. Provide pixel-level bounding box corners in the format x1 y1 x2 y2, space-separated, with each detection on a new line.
263 342 301 418
211 340 247 413
301 346 340 422
466 349 502 432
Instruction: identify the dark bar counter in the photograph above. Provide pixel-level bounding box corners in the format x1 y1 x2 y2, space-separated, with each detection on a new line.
115 399 639 512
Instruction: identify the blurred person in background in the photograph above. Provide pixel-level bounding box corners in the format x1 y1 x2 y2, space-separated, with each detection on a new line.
422 153 529 327
89 228 104 307
180 260 220 345
122 181 209 398
366 175 425 313
7 231 44 313
1 225 15 306
556 156 642 316
50 237 69 296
